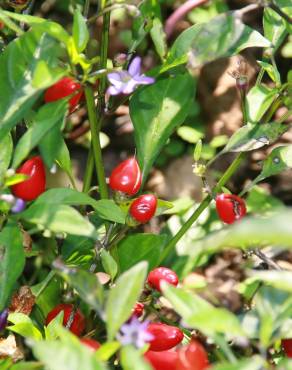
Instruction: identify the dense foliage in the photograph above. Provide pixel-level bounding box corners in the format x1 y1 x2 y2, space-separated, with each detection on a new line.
0 0 291 369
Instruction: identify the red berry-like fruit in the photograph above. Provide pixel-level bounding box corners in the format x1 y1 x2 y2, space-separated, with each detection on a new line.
215 193 246 224
147 323 184 352
132 302 144 318
46 303 85 337
144 350 178 370
282 339 292 358
176 341 209 370
129 194 157 224
44 77 83 113
0 21 5 30
109 157 142 196
147 267 179 292
80 338 101 351
11 156 46 201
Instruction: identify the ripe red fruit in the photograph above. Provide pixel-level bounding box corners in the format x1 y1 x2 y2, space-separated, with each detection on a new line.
132 302 144 318
282 339 292 358
11 156 46 201
176 341 209 370
109 157 142 196
129 194 157 224
0 21 4 30
44 77 83 113
147 323 184 352
144 350 178 370
215 193 246 224
80 338 101 351
147 267 179 292
46 303 85 337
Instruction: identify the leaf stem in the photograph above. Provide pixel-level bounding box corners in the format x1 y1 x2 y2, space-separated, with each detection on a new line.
159 153 245 263
84 85 108 199
83 0 91 18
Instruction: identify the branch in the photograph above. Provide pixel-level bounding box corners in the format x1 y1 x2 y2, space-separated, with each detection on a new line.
164 0 209 39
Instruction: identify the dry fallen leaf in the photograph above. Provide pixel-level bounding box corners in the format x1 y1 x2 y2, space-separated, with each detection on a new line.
9 286 35 315
0 334 24 362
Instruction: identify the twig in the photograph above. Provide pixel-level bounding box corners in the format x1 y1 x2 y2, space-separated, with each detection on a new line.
253 248 282 271
164 0 208 39
233 3 262 19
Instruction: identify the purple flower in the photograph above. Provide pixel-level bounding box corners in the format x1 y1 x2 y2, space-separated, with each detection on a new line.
0 309 8 331
11 198 26 213
107 56 155 96
116 317 154 349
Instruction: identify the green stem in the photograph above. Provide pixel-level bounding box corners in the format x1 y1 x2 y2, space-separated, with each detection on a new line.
35 271 56 298
82 3 110 193
159 153 245 263
240 90 248 125
83 0 91 17
98 10 111 104
84 85 108 199
82 147 94 193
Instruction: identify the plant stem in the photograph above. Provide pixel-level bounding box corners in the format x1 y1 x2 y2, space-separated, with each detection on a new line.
82 147 94 193
84 85 108 199
159 153 245 263
35 271 56 298
83 0 91 18
83 3 110 193
269 2 292 24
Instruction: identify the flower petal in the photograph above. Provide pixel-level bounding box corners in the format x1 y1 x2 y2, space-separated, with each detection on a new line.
107 85 122 96
122 79 138 95
128 56 142 77
107 72 123 86
134 75 155 85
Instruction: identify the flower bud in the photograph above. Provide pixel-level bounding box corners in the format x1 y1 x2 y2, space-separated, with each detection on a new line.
0 309 8 332
11 198 26 213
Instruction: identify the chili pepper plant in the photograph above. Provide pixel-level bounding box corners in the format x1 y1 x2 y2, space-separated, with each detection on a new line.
0 0 291 369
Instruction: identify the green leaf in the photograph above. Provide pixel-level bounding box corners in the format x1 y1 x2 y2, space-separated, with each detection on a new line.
22 188 125 225
221 122 288 154
8 313 42 340
12 100 67 168
177 125 204 144
26 188 100 209
263 8 287 51
0 221 24 311
162 284 244 337
55 139 74 183
246 85 278 122
243 145 292 192
130 73 194 181
150 18 167 61
257 61 281 84
183 208 292 258
164 13 270 71
4 174 28 187
73 8 89 53
120 346 152 370
0 134 13 185
117 234 166 272
100 249 118 281
212 356 265 370
56 266 104 313
106 262 148 340
20 204 97 239
11 362 43 370
1 10 70 45
245 270 292 293
32 326 107 370
39 123 66 169
92 199 126 224
31 271 61 316
96 342 121 362
0 29 65 140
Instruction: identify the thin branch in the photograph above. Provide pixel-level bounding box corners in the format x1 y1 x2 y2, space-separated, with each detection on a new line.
164 0 208 39
253 248 282 270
